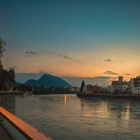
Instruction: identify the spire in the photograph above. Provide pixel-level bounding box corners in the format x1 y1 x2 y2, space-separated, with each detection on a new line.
80 80 85 93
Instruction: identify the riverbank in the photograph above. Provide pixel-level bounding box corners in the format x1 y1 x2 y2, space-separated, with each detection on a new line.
77 93 140 100
0 91 24 95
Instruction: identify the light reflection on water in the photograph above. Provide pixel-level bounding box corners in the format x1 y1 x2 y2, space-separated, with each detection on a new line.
1 94 140 140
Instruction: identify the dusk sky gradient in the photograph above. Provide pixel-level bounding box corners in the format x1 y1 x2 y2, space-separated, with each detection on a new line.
1 0 140 85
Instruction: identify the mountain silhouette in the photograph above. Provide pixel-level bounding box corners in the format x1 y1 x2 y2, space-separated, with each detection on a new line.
25 74 71 88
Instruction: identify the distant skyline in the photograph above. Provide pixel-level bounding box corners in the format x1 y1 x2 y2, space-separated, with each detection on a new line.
1 0 140 84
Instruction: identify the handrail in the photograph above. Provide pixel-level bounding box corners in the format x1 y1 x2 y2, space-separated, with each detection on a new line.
0 107 52 140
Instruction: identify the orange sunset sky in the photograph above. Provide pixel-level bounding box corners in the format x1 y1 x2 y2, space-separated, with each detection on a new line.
1 0 140 85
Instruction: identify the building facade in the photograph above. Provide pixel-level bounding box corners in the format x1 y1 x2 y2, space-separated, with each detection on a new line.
111 76 128 93
86 84 101 94
130 76 140 94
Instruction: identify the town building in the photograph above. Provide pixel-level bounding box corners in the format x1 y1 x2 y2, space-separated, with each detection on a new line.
86 84 101 94
129 76 140 94
111 76 128 93
80 80 101 94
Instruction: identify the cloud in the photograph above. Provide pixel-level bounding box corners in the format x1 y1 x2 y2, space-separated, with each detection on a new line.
124 73 131 76
121 60 125 63
51 52 73 60
61 54 74 61
48 51 82 63
104 71 118 75
26 50 38 56
104 58 112 62
63 55 73 60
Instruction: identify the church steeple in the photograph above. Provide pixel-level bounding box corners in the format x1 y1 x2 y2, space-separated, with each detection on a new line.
80 80 86 93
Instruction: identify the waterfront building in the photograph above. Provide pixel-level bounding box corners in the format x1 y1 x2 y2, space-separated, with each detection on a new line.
86 84 101 94
129 76 140 94
80 81 101 94
69 86 79 93
111 76 128 93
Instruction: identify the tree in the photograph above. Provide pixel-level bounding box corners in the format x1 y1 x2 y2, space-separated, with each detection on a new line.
0 37 16 91
80 80 86 93
0 37 5 69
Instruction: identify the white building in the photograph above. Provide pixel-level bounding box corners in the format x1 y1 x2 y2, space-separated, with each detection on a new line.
111 76 128 93
130 76 140 94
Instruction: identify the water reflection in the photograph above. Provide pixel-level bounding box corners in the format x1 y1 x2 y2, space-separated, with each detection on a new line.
1 94 140 140
64 94 67 105
80 98 110 118
0 95 16 114
121 103 130 120
79 98 140 121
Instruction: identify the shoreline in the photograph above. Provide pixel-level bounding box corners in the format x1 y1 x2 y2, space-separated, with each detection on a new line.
0 91 24 95
77 93 140 100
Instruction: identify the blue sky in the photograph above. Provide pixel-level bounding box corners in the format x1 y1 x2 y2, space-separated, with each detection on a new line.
1 0 140 50
1 0 140 85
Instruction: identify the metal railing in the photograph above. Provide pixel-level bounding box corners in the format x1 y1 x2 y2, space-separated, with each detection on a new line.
0 107 52 140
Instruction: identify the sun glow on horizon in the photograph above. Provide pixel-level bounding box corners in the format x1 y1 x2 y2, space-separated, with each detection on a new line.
4 42 140 83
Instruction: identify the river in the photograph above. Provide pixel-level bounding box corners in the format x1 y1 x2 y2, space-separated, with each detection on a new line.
1 94 140 140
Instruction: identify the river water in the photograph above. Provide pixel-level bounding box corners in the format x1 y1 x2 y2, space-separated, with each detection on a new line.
1 94 140 140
